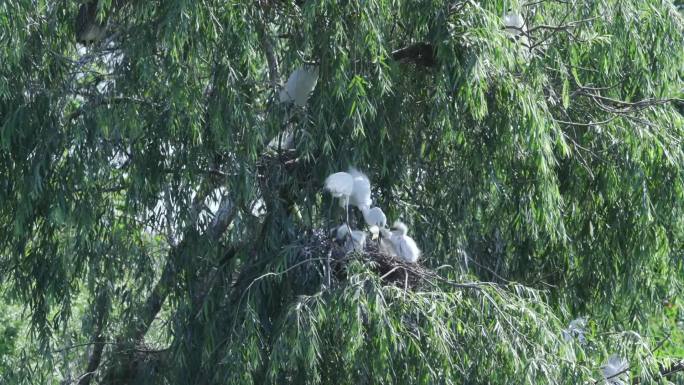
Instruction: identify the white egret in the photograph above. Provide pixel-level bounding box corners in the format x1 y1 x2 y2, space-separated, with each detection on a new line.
503 11 525 37
324 172 355 207
389 221 421 263
368 225 380 240
335 225 367 253
601 355 629 385
347 168 372 209
561 317 587 344
503 10 530 55
361 206 387 228
377 222 420 263
279 66 319 107
378 227 398 256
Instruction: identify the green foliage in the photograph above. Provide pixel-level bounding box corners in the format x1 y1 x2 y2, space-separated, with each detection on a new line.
0 0 683 384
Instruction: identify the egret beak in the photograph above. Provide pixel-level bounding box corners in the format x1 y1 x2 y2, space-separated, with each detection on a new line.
369 225 379 240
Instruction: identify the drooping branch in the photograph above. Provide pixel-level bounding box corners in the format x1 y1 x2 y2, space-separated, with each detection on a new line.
659 360 684 379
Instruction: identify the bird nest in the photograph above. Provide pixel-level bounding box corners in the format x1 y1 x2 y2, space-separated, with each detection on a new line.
317 230 431 290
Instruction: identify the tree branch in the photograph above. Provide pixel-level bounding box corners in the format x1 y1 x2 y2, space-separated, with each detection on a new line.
255 15 280 91
77 286 109 385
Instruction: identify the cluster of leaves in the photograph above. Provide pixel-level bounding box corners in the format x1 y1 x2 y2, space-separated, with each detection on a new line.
0 0 682 384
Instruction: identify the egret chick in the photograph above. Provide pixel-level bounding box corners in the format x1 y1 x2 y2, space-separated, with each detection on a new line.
389 221 421 263
335 225 367 253
347 168 372 209
279 66 319 107
361 206 387 228
368 225 380 240
324 172 354 207
378 227 398 256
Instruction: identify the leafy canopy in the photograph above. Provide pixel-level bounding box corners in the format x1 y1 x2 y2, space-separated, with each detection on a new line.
0 0 683 384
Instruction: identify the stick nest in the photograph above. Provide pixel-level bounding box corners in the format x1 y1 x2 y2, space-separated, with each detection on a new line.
299 229 432 290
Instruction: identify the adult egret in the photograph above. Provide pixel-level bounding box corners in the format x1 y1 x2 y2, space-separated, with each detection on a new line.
503 11 525 37
279 66 319 107
347 168 372 209
361 206 387 228
503 11 530 57
601 355 629 385
324 172 355 207
335 225 367 253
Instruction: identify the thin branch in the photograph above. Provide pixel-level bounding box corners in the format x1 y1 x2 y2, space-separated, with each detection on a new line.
255 15 280 91
553 116 619 127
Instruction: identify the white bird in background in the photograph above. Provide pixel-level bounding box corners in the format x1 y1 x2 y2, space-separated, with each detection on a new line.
601 355 629 385
503 10 530 54
361 206 387 228
324 172 355 207
279 66 320 107
335 225 367 253
503 11 526 36
562 317 587 344
347 168 372 209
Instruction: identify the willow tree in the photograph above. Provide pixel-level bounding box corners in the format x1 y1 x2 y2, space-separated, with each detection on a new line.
1 0 683 384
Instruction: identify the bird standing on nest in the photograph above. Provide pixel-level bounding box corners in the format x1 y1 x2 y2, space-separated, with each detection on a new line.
379 221 421 263
347 168 372 209
324 171 355 209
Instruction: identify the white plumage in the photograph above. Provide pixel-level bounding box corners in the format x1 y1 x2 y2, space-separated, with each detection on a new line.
335 225 367 253
378 227 398 256
601 355 629 385
347 168 372 209
361 206 387 228
279 66 319 106
562 317 587 344
267 129 296 151
503 12 525 36
378 222 421 263
324 172 355 206
390 221 421 263
325 168 374 211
